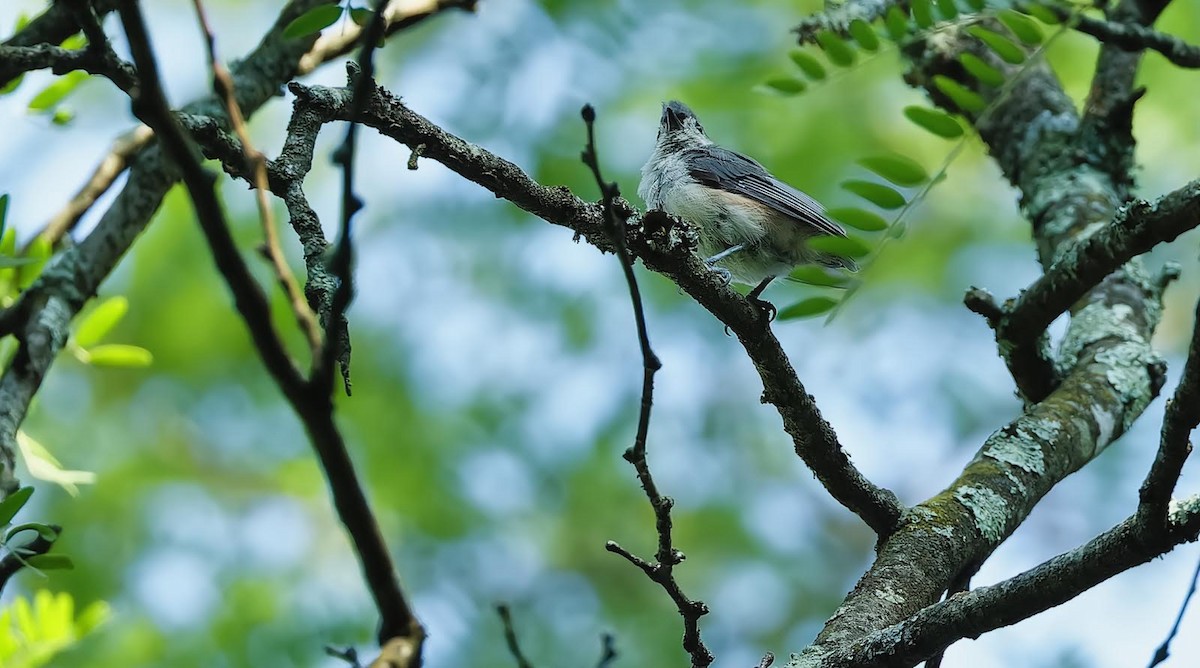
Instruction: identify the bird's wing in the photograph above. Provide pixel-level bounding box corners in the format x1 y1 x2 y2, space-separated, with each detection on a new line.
685 146 847 238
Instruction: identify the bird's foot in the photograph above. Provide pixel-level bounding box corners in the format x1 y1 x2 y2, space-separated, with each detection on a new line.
707 264 733 286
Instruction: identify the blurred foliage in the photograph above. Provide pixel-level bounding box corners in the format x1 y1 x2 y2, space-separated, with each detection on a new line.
0 0 1198 667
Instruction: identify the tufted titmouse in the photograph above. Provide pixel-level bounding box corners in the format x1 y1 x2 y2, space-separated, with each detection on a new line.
638 100 855 311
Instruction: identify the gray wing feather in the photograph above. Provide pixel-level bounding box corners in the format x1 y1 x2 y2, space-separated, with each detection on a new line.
685 147 847 238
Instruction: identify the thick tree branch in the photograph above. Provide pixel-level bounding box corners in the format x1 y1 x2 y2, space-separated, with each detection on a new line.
286 79 906 538
997 181 1200 374
0 42 137 91
0 0 120 86
811 497 1200 667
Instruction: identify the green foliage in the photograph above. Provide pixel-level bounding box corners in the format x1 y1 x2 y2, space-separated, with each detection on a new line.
911 0 935 29
73 297 130 349
933 75 987 113
76 345 153 368
827 207 889 232
967 26 1026 64
998 9 1044 44
959 53 1005 86
903 106 965 138
807 235 873 259
847 19 880 52
0 487 33 526
777 296 838 320
884 6 909 41
788 50 826 80
788 265 852 288
815 31 855 67
858 155 929 187
0 591 109 668
763 76 806 95
27 72 86 112
283 2 343 38
840 180 907 209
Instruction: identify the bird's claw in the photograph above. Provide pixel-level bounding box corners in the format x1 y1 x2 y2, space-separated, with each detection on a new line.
707 265 733 286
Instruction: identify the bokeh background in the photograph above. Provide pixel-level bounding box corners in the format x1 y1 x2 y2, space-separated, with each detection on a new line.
2 0 1200 666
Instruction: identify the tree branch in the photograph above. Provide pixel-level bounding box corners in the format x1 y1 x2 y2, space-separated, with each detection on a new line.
116 0 422 653
809 497 1200 668
1139 291 1200 522
286 79 906 538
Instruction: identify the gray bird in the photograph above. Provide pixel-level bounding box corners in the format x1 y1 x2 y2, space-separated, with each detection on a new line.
638 100 854 312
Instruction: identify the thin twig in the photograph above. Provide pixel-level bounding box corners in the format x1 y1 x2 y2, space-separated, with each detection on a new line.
1139 289 1200 522
1147 549 1200 668
581 104 711 668
595 633 617 668
496 604 535 668
322 0 395 396
190 0 324 364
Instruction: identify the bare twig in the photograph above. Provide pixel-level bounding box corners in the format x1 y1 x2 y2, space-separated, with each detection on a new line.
581 104 710 667
1147 550 1200 668
496 604 535 668
1051 3 1200 68
190 0 323 363
1139 290 1200 522
595 633 617 668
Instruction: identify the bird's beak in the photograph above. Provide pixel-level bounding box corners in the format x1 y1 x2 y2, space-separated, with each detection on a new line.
662 105 682 132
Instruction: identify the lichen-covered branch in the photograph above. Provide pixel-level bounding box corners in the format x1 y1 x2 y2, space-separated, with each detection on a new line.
286 79 907 538
817 496 1200 667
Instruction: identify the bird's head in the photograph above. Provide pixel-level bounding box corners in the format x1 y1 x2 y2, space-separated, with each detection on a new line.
657 100 709 145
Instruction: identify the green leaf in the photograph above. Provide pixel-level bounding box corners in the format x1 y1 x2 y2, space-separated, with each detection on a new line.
789 50 827 80
959 53 1005 86
968 26 1026 64
816 31 855 67
7 522 59 541
27 554 74 570
998 9 1043 44
936 0 959 20
349 7 374 26
763 77 806 95
60 33 87 50
933 75 987 113
0 256 35 268
911 0 935 28
807 235 873 258
788 265 851 288
0 73 22 95
17 235 52 289
0 194 8 240
74 296 129 348
884 6 910 41
27 71 87 112
81 344 153 367
840 180 907 209
847 19 880 51
965 0 986 9
903 105 965 138
1021 2 1063 24
0 487 33 526
51 107 75 125
778 296 839 321
827 207 889 232
858 155 929 186
283 3 343 38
